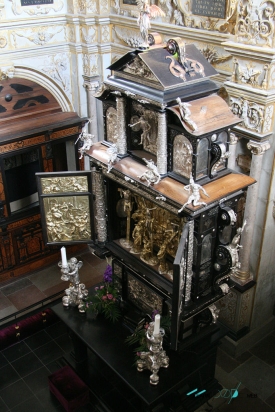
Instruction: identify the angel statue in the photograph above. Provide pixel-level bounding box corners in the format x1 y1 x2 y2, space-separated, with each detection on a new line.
137 0 165 48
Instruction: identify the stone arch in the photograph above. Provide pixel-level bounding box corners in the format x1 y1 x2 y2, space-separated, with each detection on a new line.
13 66 73 112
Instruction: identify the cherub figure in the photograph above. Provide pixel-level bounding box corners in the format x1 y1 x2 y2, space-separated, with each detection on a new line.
137 0 165 48
176 97 197 132
76 131 94 159
137 158 161 186
178 175 209 212
106 143 118 173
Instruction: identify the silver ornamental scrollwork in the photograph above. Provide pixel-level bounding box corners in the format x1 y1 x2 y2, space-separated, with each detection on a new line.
184 220 194 305
116 96 127 154
94 170 107 242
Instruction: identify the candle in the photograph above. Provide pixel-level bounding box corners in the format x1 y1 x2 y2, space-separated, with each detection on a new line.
153 314 160 336
61 247 68 267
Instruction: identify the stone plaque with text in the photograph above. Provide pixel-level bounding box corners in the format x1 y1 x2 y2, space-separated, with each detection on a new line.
21 0 53 5
192 0 226 19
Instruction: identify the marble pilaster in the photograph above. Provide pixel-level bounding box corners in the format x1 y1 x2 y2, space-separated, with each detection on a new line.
227 132 238 170
232 139 271 285
83 76 100 140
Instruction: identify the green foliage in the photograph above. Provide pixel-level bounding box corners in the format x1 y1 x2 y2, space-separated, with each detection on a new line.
125 314 171 361
86 264 121 323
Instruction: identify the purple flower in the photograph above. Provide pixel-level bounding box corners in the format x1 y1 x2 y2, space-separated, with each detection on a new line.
151 310 159 321
103 264 113 283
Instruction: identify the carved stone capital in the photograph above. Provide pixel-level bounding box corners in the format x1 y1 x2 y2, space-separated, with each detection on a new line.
229 132 238 145
247 139 271 156
83 80 100 93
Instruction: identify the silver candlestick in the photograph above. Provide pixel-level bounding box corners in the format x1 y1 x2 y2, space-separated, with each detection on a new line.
136 320 169 385
58 257 88 313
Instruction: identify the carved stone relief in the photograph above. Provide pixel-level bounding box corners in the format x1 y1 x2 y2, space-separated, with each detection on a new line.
41 54 71 93
236 0 275 47
216 290 238 327
11 27 64 47
66 25 76 43
81 25 96 44
239 290 251 328
113 26 143 48
231 58 270 90
101 25 110 43
200 44 232 66
98 0 109 14
83 53 99 76
0 0 5 20
86 0 98 13
0 36 7 48
9 0 64 16
178 0 237 33
230 97 268 133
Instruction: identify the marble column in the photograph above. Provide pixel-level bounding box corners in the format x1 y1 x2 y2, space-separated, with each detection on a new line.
232 139 271 285
157 111 167 175
83 77 100 139
116 96 127 155
227 132 238 170
94 170 107 244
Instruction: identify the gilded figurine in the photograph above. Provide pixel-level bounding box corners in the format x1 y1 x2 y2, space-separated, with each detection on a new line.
178 175 209 212
136 0 165 48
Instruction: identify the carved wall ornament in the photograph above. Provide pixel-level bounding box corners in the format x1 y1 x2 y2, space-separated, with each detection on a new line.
230 97 265 133
98 0 108 13
236 0 275 47
114 26 143 48
263 104 274 133
200 45 231 66
81 26 96 44
247 139 271 156
9 0 64 16
232 58 269 89
66 25 76 43
86 0 98 13
101 25 110 43
83 53 99 76
0 36 7 48
178 0 237 33
42 54 70 92
12 27 63 46
216 290 237 327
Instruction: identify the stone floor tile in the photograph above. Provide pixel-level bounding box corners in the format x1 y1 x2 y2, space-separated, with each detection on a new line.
249 334 275 366
230 356 275 401
7 285 47 311
0 279 32 296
